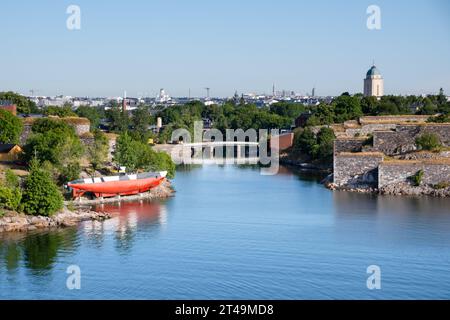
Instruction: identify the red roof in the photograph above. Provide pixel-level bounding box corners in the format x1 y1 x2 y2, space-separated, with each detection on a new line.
0 104 17 116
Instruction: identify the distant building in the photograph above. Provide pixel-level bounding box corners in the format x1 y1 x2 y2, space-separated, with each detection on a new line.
0 144 23 162
0 100 17 116
364 65 384 98
156 89 171 103
270 132 294 151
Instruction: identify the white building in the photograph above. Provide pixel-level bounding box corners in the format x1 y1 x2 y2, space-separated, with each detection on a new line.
156 88 171 103
364 65 384 98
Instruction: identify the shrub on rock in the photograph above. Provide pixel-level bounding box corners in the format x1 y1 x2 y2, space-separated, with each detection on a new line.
21 160 63 216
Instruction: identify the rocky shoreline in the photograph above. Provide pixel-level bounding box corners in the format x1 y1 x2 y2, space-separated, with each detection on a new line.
379 182 450 197
0 180 174 233
0 208 112 233
324 175 450 197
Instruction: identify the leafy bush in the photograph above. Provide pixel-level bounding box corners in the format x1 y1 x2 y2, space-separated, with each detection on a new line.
59 162 81 184
0 186 22 211
4 169 20 189
76 106 103 130
415 133 442 151
139 148 176 179
21 160 63 216
87 130 109 173
433 181 450 190
23 119 84 166
333 94 363 123
293 127 335 163
427 114 450 123
410 170 424 187
114 132 176 177
314 127 336 162
43 105 77 117
0 91 38 114
294 128 316 155
0 109 23 144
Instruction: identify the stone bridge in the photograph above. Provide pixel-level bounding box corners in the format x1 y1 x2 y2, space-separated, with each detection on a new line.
153 142 262 165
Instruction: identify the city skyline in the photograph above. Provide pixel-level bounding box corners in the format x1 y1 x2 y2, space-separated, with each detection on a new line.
0 0 449 97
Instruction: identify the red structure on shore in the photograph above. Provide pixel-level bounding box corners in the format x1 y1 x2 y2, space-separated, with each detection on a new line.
0 101 17 116
67 171 167 199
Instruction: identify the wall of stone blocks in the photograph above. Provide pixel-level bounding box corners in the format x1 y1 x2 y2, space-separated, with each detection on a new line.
333 138 365 155
373 124 450 156
333 153 384 186
379 162 450 188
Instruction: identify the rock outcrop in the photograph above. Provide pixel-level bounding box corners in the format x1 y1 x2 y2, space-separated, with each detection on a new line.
0 208 111 233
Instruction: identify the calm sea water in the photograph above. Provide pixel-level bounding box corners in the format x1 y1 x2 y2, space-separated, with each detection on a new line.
1 165 450 299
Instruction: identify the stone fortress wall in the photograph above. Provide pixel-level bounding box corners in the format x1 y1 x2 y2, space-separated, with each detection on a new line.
20 116 91 145
378 160 450 189
333 152 384 187
332 115 450 194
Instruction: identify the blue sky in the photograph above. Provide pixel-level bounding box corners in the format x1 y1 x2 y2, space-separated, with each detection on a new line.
0 0 449 97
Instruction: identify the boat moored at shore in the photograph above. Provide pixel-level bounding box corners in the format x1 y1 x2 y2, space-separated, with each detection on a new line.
67 171 167 199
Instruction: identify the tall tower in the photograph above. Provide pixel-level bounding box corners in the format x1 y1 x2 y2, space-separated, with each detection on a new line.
364 65 384 97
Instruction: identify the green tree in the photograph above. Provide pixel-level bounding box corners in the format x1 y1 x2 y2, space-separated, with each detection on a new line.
0 109 23 143
22 119 84 185
43 105 77 117
76 105 102 130
0 91 38 114
361 96 379 115
333 94 363 123
22 118 84 166
114 132 176 176
138 147 176 179
113 132 139 172
418 98 438 115
131 105 153 142
21 159 63 216
87 130 109 173
31 118 74 136
107 102 130 132
306 103 335 126
437 88 447 107
59 162 81 184
314 127 336 161
294 128 317 156
270 102 306 119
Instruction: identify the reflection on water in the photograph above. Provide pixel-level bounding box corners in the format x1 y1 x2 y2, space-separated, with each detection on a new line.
2 165 450 299
0 229 79 275
0 200 167 274
88 200 168 253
